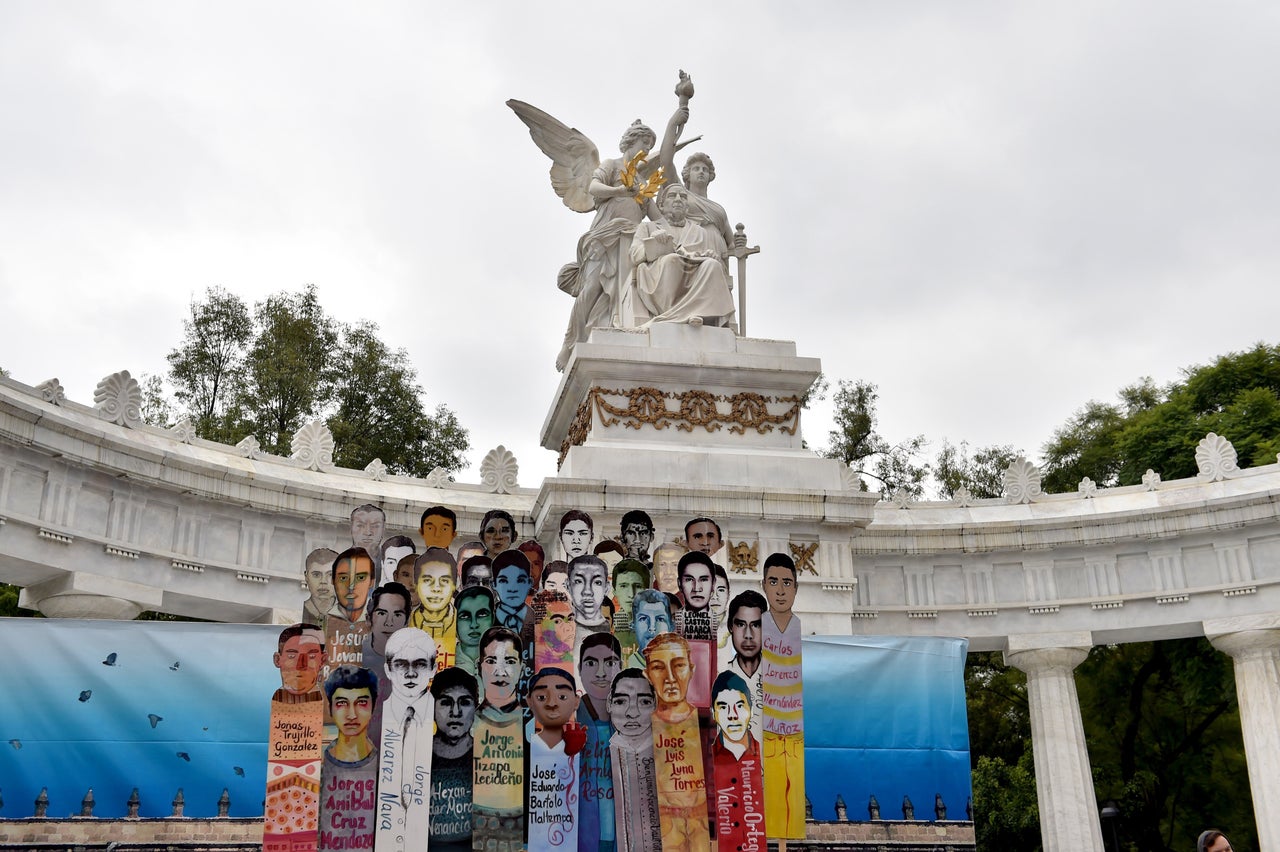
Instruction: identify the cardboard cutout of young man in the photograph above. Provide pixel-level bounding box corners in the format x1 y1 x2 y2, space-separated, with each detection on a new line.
709 670 765 852
645 632 711 852
534 590 577 673
265 623 325 851
577 633 622 852
567 554 613 688
559 510 595 561
429 667 479 852
493 550 534 631
319 665 378 852
350 504 386 554
303 547 339 628
419 505 458 551
760 553 805 839
454 585 497 677
608 670 662 852
619 510 655 563
527 667 585 851
375 628 436 852
377 536 416 589
627 590 672 670
675 551 716 709
360 583 412 746
723 591 767 744
409 548 457 671
611 560 649 662
325 547 375 673
472 627 526 852
480 509 518 559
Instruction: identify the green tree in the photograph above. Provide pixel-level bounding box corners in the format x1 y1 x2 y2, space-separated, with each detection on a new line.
822 379 929 497
138 372 175 428
327 322 469 476
1077 640 1253 852
167 286 252 442
935 440 1021 499
239 284 338 455
1041 345 1280 491
971 751 1041 851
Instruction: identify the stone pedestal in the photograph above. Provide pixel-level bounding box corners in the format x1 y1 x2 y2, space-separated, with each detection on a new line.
543 325 845 490
1005 632 1104 852
1206 614 1280 851
535 327 876 610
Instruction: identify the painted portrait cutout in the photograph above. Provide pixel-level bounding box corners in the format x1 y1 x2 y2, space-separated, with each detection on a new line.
360 582 412 745
517 539 545 590
611 560 649 667
429 667 479 852
676 551 717 710
651 543 683 596
534 591 576 673
455 541 486 581
418 505 458 551
325 548 375 674
577 633 622 852
375 627 436 852
645 632 710 852
619 509 655 563
350 504 386 554
265 624 325 851
628 590 672 670
683 518 724 558
318 666 378 852
722 591 767 743
527 667 584 851
480 509 517 559
377 536 416 589
609 670 661 852
472 627 525 852
454 586 497 677
709 671 765 852
567 554 614 690
760 553 805 839
559 509 594 562
492 550 533 632
303 547 339 629
409 548 457 671
460 554 494 590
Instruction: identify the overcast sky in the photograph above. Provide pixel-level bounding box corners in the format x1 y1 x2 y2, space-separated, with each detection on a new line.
2 2 1278 491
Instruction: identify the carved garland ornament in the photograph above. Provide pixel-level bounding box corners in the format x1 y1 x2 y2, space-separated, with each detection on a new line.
559 385 802 466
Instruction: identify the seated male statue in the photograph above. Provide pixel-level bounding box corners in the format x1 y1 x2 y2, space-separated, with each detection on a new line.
629 183 736 330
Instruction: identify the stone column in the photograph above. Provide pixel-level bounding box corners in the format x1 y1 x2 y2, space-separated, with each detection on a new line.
1004 631 1104 852
1205 615 1280 851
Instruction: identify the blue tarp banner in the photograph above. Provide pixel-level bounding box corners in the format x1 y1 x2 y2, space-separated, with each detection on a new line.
0 620 971 821
803 635 971 821
0 619 280 818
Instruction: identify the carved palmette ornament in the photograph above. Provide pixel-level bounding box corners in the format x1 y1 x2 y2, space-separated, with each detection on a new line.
36 378 66 405
364 458 388 482
1077 477 1098 499
237 435 263 460
171 416 196 444
93 370 143 428
1195 433 1238 482
1003 456 1042 504
424 466 451 488
290 420 334 471
480 445 519 493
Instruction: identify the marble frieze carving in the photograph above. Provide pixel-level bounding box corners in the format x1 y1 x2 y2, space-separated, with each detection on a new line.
559 384 802 465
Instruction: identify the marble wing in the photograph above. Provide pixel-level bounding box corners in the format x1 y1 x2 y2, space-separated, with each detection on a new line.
507 99 600 214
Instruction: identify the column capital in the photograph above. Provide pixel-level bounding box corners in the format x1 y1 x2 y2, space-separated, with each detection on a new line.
1207 627 1280 662
18 571 163 619
1004 631 1093 674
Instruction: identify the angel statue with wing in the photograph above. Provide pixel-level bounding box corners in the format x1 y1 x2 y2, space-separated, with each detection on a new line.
508 98 686 372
